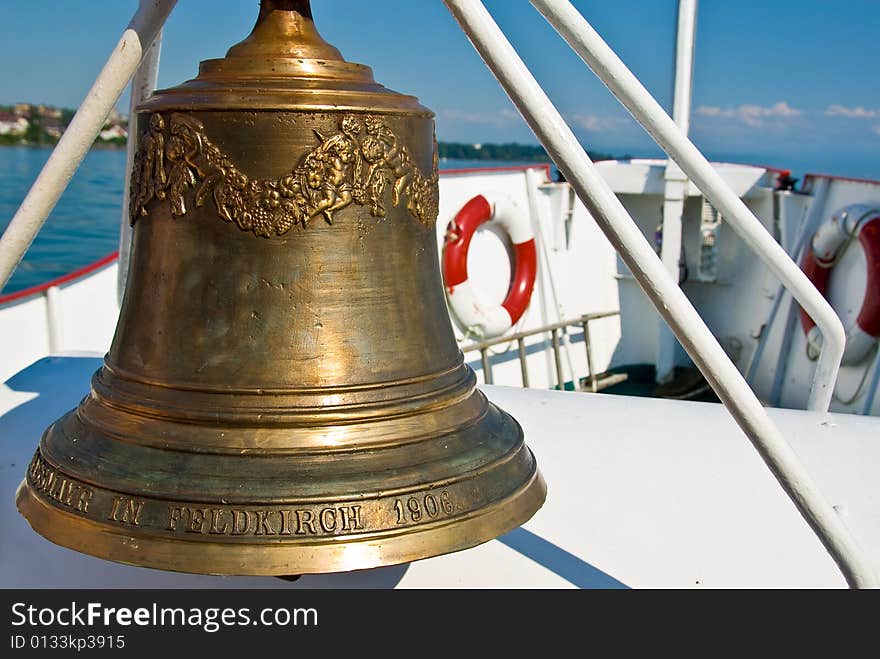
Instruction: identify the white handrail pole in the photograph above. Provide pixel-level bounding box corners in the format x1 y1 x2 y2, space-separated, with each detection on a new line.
444 0 876 588
656 0 698 383
530 0 844 413
671 0 697 134
118 24 165 306
0 0 177 292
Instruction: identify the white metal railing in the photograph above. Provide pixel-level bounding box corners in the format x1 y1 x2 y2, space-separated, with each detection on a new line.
443 0 875 587
655 0 696 383
0 0 872 588
531 0 845 413
461 312 619 389
0 0 177 293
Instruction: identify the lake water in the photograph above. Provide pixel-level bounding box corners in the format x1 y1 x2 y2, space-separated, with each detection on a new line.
0 146 877 295
0 147 126 294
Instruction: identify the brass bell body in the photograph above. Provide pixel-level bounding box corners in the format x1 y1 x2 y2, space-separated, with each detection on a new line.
16 1 545 575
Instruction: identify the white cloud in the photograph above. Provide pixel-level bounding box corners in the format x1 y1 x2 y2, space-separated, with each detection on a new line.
825 104 878 119
568 113 630 132
437 107 632 135
695 101 801 127
437 108 520 127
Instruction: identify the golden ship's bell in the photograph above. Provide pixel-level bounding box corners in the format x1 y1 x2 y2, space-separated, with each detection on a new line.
16 0 545 575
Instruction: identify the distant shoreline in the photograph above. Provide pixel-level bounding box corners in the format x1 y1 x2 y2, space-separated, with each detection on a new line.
0 142 125 150
0 103 613 161
0 141 617 161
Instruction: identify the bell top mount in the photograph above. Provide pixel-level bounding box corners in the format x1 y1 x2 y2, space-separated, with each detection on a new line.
142 0 430 115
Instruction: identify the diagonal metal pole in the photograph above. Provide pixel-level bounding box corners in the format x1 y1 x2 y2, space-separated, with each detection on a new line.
0 0 178 292
443 0 876 588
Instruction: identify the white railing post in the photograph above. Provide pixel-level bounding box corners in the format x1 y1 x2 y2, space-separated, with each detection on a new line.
0 0 177 293
443 0 876 588
656 0 698 384
671 0 697 136
44 285 61 354
529 0 844 413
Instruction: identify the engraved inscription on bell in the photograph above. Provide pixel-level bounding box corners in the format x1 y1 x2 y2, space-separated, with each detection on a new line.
165 505 367 536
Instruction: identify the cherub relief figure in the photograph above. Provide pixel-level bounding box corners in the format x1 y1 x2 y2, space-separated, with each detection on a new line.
362 114 413 208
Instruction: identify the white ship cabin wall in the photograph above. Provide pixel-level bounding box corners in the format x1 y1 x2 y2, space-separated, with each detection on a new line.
437 162 880 416
565 161 880 415
436 162 790 397
0 262 118 383
603 160 788 372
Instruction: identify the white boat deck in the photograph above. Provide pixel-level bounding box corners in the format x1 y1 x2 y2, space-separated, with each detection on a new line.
2 356 878 588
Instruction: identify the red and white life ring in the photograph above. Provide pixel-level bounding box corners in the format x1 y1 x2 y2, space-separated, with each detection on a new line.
442 195 537 338
800 204 880 365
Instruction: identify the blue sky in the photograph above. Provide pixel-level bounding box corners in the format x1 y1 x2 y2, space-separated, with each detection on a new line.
0 1 878 177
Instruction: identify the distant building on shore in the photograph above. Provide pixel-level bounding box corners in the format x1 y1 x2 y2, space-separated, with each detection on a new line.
0 101 128 146
0 113 28 136
36 105 61 120
99 124 128 141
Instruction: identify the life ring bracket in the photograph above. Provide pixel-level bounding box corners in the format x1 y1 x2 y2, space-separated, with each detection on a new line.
799 204 880 366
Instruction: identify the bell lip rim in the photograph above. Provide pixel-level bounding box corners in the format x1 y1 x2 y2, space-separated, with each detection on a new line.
15 469 547 577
